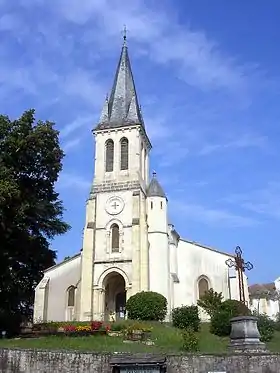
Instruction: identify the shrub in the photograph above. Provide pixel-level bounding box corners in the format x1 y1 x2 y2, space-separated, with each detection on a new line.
257 313 275 342
126 291 167 321
110 322 126 331
274 312 280 331
210 299 251 337
172 305 200 332
210 309 232 336
197 288 223 317
220 299 251 317
0 310 23 337
181 328 199 352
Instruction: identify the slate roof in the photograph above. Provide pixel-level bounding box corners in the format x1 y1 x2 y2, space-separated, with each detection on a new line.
249 282 276 296
147 172 166 198
95 38 144 131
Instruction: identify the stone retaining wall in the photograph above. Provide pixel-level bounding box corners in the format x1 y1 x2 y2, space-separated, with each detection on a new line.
1 348 280 373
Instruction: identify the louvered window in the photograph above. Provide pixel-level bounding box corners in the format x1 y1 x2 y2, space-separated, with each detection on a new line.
120 137 129 170
111 224 120 252
105 139 114 172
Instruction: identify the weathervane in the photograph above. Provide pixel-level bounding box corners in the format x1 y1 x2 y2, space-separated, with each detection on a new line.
225 246 253 303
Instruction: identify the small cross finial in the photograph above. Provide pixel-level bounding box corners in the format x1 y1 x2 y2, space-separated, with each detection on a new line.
152 170 156 178
123 25 127 45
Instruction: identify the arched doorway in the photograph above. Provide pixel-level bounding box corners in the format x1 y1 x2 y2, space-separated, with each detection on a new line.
103 272 126 321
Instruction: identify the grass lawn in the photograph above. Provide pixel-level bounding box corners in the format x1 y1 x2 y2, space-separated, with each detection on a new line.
0 322 280 354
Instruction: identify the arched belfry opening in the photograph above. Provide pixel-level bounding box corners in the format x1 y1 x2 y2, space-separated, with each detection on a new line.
103 271 126 321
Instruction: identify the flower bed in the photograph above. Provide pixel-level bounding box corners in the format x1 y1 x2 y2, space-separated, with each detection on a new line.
21 321 110 338
21 321 154 341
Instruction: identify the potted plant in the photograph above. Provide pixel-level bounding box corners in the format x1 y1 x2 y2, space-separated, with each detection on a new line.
142 326 153 340
124 322 149 341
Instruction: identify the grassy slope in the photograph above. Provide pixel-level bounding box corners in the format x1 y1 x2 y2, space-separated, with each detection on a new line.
0 323 279 353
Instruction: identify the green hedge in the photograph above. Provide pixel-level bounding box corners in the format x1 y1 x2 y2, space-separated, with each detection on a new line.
126 291 167 321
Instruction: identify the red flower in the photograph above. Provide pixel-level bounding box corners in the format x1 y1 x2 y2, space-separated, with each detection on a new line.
106 325 111 331
63 324 76 332
90 321 103 331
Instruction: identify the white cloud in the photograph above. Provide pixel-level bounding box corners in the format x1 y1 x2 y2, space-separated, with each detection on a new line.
60 115 94 138
198 133 268 156
62 138 82 152
172 201 259 228
54 0 260 94
145 115 172 142
224 182 280 219
63 69 106 106
57 172 90 190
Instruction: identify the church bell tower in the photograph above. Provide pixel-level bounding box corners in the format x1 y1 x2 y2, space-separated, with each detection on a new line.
79 34 152 321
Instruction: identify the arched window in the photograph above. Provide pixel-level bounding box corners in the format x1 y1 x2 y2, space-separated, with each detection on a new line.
120 137 129 170
67 286 75 307
198 278 209 299
105 139 114 172
111 224 120 252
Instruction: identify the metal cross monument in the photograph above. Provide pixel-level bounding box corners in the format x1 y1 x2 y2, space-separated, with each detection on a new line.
225 246 253 303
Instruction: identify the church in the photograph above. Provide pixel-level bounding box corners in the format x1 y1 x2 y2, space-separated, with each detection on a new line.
33 36 249 323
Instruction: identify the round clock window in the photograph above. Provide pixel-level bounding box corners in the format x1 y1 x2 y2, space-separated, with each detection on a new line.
105 196 125 215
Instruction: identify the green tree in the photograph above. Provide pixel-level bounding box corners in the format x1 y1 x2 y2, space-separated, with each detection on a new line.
0 109 70 335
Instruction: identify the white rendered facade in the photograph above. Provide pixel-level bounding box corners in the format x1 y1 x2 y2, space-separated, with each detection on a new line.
33 39 248 323
249 278 280 320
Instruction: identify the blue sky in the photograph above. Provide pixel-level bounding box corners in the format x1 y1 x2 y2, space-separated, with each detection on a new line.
1 0 280 285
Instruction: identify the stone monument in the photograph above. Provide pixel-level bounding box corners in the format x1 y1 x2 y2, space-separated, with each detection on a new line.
228 315 267 352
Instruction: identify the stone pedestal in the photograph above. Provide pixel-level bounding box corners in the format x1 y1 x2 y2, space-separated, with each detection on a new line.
228 316 267 352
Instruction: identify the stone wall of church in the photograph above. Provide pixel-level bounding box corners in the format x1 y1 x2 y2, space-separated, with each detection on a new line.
250 297 279 320
1 349 280 373
174 240 248 310
147 195 170 311
33 255 81 323
93 127 147 185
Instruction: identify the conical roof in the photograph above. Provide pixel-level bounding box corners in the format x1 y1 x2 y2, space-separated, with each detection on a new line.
147 172 166 198
95 37 143 130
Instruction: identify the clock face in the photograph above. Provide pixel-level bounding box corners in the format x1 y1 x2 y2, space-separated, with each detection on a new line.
105 196 125 215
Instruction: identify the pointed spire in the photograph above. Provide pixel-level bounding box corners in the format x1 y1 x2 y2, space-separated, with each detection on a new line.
95 30 144 131
126 95 140 123
147 171 167 199
99 94 109 123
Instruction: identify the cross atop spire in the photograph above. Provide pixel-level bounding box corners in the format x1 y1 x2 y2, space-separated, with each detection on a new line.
123 25 127 44
94 30 144 131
